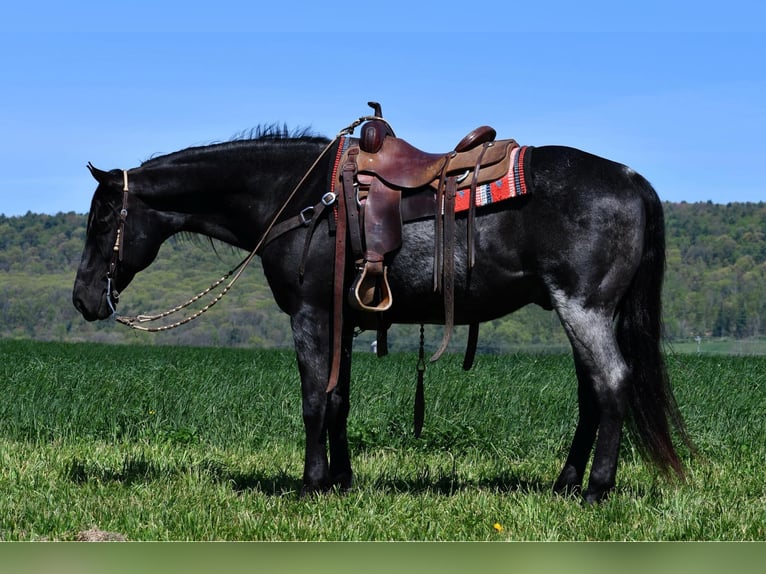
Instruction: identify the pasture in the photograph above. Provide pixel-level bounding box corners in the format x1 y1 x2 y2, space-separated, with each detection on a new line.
0 339 763 541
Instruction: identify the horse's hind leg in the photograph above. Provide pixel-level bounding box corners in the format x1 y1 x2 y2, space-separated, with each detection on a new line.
553 356 598 496
554 300 630 504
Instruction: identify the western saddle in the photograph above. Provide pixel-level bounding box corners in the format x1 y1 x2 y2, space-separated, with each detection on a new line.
261 103 521 418
340 103 519 364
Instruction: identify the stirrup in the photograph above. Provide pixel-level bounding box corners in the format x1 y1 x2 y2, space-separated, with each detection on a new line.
350 264 393 312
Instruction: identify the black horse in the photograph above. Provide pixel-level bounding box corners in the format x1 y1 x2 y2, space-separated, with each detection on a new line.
73 123 690 504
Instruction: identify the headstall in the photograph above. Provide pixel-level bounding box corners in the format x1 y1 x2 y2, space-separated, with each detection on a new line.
105 170 129 316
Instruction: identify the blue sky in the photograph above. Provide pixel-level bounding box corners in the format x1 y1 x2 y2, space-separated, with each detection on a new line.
1 1 764 216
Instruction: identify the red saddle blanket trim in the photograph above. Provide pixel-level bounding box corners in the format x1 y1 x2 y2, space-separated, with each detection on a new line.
454 145 531 213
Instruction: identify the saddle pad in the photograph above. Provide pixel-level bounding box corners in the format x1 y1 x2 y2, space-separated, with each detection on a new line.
454 145 531 213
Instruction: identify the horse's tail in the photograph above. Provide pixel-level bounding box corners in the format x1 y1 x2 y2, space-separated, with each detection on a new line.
616 174 692 478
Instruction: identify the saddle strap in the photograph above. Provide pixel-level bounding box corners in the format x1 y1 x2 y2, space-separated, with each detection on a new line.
258 193 335 256
467 144 490 269
463 322 480 370
298 198 333 279
326 151 359 393
430 175 458 363
432 167 449 293
414 324 426 438
342 147 364 260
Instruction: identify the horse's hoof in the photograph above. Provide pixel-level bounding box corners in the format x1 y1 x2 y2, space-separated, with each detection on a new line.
332 472 353 492
298 486 317 499
552 482 581 498
582 487 611 505
299 481 331 498
553 467 582 497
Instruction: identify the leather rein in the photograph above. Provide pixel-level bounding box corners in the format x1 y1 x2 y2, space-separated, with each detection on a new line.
106 116 379 332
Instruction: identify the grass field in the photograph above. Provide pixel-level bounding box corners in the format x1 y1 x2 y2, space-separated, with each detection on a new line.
0 339 764 541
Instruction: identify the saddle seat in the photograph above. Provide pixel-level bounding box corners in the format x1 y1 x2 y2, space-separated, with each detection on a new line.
357 122 516 191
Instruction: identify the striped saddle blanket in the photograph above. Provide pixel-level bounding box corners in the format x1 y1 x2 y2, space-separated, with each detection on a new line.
454 145 531 213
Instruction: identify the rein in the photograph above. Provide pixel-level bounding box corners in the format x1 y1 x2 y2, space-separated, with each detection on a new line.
110 115 379 332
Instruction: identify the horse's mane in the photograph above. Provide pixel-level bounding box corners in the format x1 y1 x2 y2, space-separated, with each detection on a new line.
140 124 330 167
146 124 330 254
229 124 324 142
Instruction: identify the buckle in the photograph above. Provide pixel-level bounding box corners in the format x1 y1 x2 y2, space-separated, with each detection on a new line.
321 192 337 206
356 187 369 208
299 206 315 226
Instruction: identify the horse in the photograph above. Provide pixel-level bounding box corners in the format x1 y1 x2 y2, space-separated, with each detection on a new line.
72 122 691 504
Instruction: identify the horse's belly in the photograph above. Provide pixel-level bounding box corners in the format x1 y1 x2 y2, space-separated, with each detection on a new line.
380 270 549 326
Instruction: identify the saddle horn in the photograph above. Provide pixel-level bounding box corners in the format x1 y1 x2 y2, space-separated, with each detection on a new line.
367 101 383 117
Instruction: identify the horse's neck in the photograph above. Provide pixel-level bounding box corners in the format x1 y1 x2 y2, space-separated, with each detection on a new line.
176 181 278 250
144 150 320 251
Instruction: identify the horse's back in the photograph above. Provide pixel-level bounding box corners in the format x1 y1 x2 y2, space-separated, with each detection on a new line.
384 144 657 325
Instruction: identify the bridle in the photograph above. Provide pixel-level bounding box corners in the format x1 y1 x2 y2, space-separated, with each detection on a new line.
103 112 381 331
105 169 129 316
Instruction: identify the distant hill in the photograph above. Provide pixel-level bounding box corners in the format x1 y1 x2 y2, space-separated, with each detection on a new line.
1 202 765 353
662 202 766 340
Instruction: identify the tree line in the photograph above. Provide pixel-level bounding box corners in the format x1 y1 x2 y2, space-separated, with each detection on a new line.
1 202 764 352
662 202 766 339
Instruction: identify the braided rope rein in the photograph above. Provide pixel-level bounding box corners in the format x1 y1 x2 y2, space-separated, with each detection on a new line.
115 251 255 332
113 115 379 333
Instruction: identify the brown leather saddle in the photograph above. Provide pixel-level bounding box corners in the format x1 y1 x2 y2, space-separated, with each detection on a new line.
339 106 519 362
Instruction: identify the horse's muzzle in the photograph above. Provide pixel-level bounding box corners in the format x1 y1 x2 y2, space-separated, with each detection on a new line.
72 283 114 321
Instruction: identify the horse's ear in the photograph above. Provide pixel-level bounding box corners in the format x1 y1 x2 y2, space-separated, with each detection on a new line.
87 162 111 183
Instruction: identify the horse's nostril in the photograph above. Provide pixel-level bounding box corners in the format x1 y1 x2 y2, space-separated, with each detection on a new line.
73 297 88 317
72 293 84 313
72 289 99 322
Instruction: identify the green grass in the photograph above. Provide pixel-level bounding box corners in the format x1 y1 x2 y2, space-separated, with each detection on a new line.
0 339 764 540
668 337 766 356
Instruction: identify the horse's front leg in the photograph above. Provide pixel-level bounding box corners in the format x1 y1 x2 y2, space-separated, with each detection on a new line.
326 321 355 490
291 305 354 494
291 305 334 494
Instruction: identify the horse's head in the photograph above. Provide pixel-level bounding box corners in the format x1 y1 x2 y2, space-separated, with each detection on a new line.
72 164 170 321
73 133 332 321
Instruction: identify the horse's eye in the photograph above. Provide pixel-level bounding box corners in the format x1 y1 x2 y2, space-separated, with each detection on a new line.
87 203 114 236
